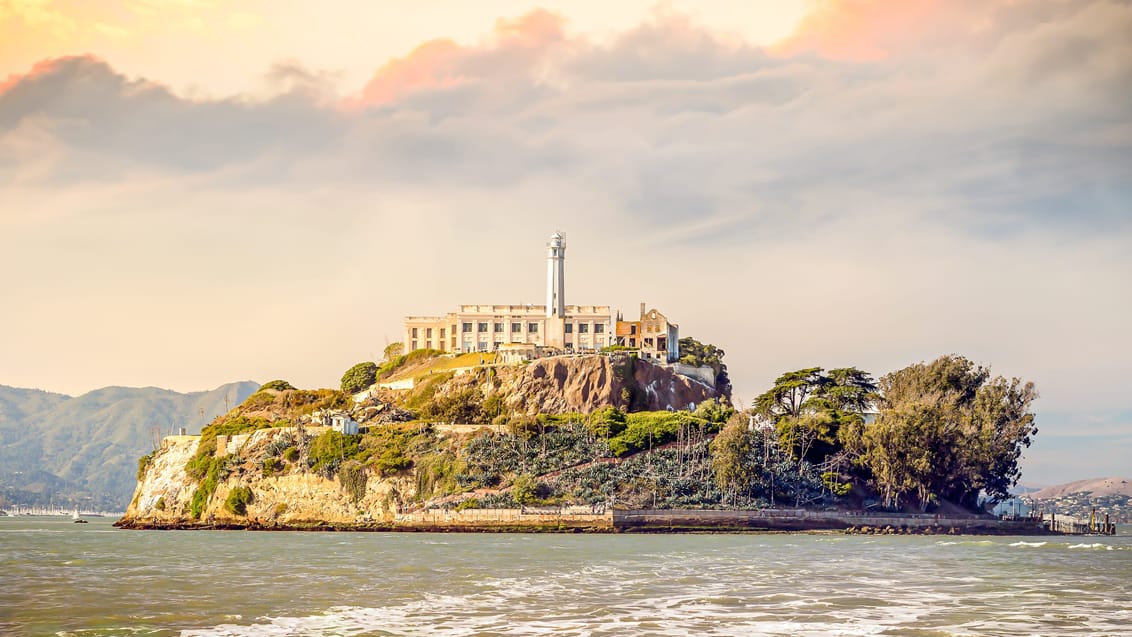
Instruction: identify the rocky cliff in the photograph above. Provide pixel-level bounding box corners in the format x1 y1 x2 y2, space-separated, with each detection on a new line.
117 354 731 530
121 428 411 528
472 354 720 415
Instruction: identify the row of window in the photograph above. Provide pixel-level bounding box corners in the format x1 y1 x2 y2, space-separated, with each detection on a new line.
455 322 607 334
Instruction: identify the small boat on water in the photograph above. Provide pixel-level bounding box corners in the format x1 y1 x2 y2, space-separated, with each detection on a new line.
72 509 88 524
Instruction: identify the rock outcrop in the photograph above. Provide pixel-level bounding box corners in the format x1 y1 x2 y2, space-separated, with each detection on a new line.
419 354 722 417
117 354 728 531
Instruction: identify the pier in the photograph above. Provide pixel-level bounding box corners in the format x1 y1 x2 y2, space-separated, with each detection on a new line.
1042 508 1117 535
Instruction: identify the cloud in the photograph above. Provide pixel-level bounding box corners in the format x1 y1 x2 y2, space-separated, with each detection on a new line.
350 9 567 108
0 2 1130 482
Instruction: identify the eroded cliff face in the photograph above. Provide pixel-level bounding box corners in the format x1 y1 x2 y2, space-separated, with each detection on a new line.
122 427 412 528
432 354 723 416
119 354 726 529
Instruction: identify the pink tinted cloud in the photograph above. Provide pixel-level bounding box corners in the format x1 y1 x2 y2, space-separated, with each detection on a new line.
0 54 103 95
771 0 958 61
348 9 566 108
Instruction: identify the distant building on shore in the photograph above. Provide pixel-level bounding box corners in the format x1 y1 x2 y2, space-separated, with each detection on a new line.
403 233 677 362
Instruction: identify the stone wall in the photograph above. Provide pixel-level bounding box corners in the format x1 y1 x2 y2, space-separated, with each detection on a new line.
612 509 1046 533
394 508 612 530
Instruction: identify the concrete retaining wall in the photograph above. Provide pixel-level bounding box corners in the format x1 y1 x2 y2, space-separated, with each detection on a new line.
613 509 1046 533
394 508 612 530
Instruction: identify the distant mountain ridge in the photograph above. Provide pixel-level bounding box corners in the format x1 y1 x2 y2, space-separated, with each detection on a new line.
1031 477 1132 500
0 381 259 510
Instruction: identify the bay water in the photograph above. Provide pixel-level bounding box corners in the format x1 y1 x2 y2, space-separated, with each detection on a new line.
2 516 1129 636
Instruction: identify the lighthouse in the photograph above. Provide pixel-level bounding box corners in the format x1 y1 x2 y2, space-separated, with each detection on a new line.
546 232 565 317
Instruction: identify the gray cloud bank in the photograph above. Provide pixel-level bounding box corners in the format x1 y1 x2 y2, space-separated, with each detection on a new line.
0 1 1129 482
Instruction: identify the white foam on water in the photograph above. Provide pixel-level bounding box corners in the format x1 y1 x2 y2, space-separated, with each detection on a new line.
1008 541 1047 548
1067 543 1112 550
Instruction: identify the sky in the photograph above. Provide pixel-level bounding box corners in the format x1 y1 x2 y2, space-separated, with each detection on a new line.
1 0 1130 485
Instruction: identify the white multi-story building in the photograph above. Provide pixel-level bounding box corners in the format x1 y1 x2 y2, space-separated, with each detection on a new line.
403 233 613 354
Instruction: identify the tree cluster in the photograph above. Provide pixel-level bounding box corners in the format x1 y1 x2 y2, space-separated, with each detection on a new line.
844 355 1037 510
678 337 732 397
739 355 1038 512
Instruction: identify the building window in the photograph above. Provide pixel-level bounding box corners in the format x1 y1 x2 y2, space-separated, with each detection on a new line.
494 323 504 333
411 340 418 350
511 323 522 333
595 324 605 334
440 328 446 339
528 323 539 333
565 323 573 334
426 328 433 338
579 323 589 333
630 325 637 335
478 322 488 333
462 322 473 333
411 328 418 338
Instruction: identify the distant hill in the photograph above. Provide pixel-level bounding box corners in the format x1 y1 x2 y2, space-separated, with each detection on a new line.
0 381 259 510
1031 477 1132 500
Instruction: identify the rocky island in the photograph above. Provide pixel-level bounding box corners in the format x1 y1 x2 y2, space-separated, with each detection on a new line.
119 347 1055 534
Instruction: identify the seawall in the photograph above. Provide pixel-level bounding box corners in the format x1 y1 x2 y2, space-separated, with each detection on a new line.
116 507 1049 535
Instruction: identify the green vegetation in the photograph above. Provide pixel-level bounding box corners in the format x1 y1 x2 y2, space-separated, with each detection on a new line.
846 355 1037 510
263 458 280 476
511 474 538 505
183 413 292 519
678 337 731 396
260 379 295 392
754 367 876 464
744 356 1038 512
403 371 455 412
341 361 378 394
585 406 627 438
308 430 364 476
154 496 165 511
137 453 154 482
607 404 730 457
710 418 822 507
136 352 1038 519
224 486 253 516
414 450 466 501
376 348 447 381
383 342 404 361
339 460 368 502
421 386 483 423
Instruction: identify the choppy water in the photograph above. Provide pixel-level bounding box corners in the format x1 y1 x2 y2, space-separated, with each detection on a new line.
2 517 1130 636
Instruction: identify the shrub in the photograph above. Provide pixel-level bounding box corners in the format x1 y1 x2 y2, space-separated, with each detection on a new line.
608 411 686 457
341 361 378 394
414 451 466 500
308 430 364 477
283 446 299 462
154 496 165 511
482 393 505 420
260 379 295 392
224 486 253 516
455 498 480 511
422 387 483 423
339 460 368 502
240 391 278 409
263 458 280 476
693 398 735 429
586 406 627 438
137 453 154 482
511 474 538 505
273 503 288 516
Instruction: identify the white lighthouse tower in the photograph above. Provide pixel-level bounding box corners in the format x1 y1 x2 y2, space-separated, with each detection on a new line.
546 232 566 317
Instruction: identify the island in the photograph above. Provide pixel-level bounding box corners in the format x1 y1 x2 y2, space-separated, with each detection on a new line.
118 347 1062 534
